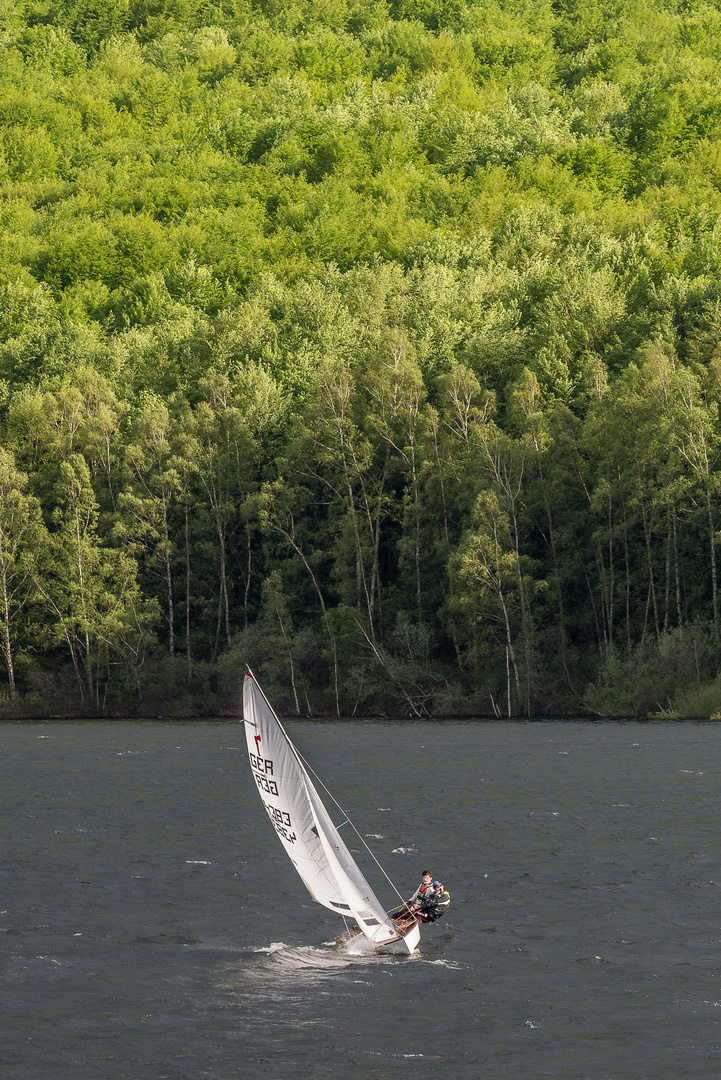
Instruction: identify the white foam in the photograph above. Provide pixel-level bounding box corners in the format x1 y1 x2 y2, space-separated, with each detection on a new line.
341 935 376 957
253 941 289 953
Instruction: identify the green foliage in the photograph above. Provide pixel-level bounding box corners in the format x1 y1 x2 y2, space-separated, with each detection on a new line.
584 623 719 718
5 0 721 713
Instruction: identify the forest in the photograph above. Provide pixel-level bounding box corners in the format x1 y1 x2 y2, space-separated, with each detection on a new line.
2 0 721 717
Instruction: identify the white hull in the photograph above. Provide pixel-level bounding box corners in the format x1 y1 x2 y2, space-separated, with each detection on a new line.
338 916 421 956
378 919 421 955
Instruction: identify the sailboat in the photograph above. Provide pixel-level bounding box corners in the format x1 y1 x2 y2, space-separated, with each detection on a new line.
243 671 421 955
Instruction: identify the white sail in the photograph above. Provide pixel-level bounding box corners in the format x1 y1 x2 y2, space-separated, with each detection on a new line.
243 673 399 945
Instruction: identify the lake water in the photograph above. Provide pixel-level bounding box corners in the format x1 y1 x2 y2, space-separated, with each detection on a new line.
2 718 721 1079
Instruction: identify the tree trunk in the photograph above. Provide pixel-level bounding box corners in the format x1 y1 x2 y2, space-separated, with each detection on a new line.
0 568 16 700
640 498 660 641
162 498 174 656
274 599 301 716
707 490 717 628
185 504 192 681
673 507 683 627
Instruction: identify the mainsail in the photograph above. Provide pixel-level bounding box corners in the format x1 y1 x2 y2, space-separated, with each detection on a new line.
243 672 399 946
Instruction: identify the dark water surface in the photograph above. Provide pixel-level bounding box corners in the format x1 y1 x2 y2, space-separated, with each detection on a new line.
2 719 721 1079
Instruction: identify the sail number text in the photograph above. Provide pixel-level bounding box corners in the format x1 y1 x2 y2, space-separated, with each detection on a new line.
253 771 279 796
263 801 297 844
250 752 274 775
250 753 278 794
250 752 297 842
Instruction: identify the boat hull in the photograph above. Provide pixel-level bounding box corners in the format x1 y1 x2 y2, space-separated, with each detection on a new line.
338 916 421 955
378 919 421 955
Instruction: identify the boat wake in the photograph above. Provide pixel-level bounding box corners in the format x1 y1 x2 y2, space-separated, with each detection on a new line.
339 933 379 958
254 941 382 971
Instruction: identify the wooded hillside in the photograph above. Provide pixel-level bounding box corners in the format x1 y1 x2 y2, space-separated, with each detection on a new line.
2 0 721 716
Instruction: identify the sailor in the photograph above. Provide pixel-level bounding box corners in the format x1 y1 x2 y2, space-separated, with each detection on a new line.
407 869 435 911
416 880 451 923
392 870 435 919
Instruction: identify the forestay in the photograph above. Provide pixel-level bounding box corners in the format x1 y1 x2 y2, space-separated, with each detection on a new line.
243 673 399 946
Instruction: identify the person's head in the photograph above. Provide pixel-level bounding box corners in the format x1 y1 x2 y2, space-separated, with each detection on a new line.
433 880 442 890
421 869 432 883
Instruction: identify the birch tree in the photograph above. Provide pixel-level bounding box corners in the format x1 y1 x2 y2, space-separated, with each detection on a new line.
450 491 525 716
34 454 157 708
118 399 184 656
0 449 43 700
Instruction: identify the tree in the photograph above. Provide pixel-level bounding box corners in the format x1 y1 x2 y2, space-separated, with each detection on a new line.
667 364 721 629
187 370 253 656
450 491 525 717
364 334 429 617
288 359 382 638
511 368 575 689
0 449 44 700
118 398 184 656
32 454 157 708
257 478 341 715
